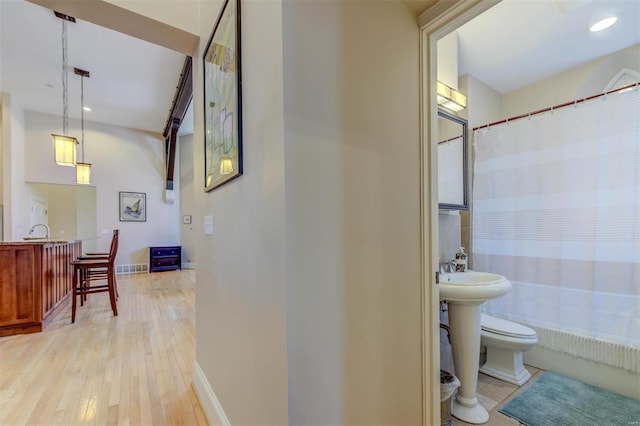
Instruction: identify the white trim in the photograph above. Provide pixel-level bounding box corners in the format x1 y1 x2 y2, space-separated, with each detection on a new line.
182 262 196 269
603 68 640 92
418 2 502 425
192 361 231 426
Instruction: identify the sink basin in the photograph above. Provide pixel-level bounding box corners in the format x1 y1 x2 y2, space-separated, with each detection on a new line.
439 271 511 303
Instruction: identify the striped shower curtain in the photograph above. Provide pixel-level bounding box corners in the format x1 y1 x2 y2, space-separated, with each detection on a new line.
472 88 639 370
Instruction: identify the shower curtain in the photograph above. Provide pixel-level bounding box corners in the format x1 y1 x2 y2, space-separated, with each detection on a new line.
472 88 639 370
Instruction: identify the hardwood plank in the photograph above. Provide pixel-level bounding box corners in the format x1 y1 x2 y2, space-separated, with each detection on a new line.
0 270 207 425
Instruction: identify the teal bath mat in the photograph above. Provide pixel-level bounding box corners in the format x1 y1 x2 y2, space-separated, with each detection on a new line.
499 371 640 426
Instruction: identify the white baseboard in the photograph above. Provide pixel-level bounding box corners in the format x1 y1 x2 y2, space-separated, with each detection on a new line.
524 346 640 401
182 262 196 269
192 361 230 426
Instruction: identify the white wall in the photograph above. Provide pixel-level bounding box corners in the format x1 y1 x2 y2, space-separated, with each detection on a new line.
24 110 180 265
282 2 422 424
179 132 196 268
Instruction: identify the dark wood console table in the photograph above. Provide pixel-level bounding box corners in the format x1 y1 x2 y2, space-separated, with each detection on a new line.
149 246 181 272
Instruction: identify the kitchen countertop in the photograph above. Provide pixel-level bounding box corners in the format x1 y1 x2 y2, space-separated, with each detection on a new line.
0 239 83 245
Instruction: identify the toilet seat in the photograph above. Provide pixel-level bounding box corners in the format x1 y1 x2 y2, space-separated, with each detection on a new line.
481 314 536 339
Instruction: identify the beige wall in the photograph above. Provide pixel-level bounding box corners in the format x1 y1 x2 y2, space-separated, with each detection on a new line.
103 0 199 36
283 1 422 424
179 132 196 268
502 44 640 118
194 0 289 424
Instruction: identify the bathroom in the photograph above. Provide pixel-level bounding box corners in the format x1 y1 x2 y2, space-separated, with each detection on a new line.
435 0 640 411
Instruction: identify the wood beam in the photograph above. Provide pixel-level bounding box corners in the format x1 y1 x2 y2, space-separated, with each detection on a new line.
27 0 198 55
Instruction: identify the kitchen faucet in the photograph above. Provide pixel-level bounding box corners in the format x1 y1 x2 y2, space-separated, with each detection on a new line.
28 223 50 239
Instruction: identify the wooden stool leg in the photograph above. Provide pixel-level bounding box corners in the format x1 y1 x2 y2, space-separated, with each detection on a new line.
72 265 78 323
108 268 118 317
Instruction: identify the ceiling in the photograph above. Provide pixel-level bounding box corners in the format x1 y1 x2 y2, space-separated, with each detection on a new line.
0 0 186 134
1 0 638 137
455 0 640 94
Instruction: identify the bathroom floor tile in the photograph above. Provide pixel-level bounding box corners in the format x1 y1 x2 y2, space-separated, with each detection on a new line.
486 410 522 425
479 379 518 402
477 393 499 411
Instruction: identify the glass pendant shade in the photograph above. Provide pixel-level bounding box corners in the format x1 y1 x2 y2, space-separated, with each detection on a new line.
76 162 92 185
220 157 233 175
52 134 78 166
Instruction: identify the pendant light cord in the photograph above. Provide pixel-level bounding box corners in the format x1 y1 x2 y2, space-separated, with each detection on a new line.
81 75 85 162
61 19 69 136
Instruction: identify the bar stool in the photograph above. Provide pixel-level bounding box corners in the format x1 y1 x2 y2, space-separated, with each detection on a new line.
71 230 119 322
78 230 119 300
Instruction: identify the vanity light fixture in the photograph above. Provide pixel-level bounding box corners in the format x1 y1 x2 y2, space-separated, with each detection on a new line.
75 67 92 185
590 16 617 32
437 81 467 112
52 11 78 167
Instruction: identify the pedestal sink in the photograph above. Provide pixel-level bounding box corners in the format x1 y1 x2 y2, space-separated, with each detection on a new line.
440 271 511 424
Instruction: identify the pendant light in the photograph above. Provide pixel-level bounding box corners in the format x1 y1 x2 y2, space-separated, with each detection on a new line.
52 12 78 167
75 68 91 185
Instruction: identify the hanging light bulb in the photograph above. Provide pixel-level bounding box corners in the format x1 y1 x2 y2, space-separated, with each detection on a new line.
52 12 78 167
75 68 92 185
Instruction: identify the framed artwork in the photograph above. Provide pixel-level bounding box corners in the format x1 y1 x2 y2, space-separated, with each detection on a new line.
203 0 243 192
119 191 146 222
183 215 192 224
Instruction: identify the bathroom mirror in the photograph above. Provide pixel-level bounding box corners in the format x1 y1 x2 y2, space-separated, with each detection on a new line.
438 109 468 210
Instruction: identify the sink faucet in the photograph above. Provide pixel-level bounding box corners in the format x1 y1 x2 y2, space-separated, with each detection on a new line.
439 259 455 273
28 223 50 239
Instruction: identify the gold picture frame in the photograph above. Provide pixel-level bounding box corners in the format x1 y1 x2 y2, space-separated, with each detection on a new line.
203 0 243 192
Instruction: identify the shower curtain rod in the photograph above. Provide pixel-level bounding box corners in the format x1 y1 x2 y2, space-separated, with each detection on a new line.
472 82 639 132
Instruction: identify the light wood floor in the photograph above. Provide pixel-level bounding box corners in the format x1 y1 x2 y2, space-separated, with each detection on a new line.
0 270 208 426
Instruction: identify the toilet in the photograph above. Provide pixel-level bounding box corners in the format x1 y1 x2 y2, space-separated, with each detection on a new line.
480 314 538 386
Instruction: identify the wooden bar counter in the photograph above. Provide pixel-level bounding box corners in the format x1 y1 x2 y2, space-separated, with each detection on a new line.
0 240 82 336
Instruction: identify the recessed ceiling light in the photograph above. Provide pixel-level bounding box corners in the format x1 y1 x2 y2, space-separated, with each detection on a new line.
83 106 92 112
590 16 617 32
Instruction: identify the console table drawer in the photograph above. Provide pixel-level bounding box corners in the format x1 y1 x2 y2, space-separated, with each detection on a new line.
150 247 180 258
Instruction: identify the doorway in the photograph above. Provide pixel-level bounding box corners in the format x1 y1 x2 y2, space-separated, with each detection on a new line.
418 2 500 425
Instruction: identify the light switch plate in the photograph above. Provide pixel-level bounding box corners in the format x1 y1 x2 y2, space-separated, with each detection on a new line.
204 215 213 235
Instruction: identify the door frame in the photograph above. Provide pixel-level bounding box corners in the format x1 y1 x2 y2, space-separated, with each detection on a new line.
418 1 500 425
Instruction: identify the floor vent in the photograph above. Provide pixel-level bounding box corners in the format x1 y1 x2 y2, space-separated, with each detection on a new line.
116 264 149 274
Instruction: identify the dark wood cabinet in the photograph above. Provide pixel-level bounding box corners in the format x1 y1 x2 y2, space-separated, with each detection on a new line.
149 246 181 272
0 241 81 337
